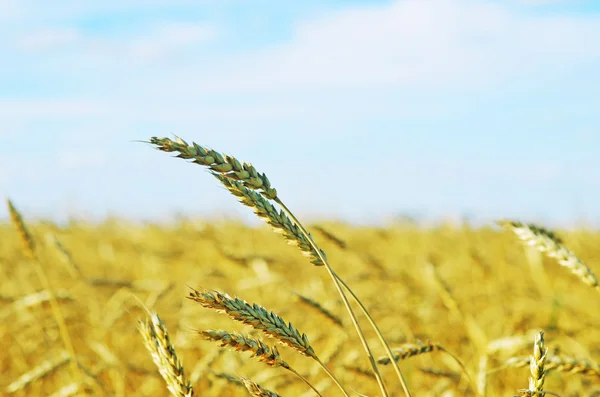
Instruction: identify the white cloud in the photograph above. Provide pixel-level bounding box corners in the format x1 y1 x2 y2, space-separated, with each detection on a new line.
16 28 81 51
10 21 217 60
58 151 106 169
7 0 599 96
0 100 114 119
194 0 600 92
127 23 218 59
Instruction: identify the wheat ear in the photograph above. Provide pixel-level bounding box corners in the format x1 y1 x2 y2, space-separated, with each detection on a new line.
503 354 600 378
241 377 283 397
200 330 323 397
189 289 316 358
377 340 443 365
149 136 411 397
139 313 195 397
526 332 547 397
293 292 344 328
213 174 325 266
189 289 348 396
499 220 599 290
149 136 278 199
199 330 291 369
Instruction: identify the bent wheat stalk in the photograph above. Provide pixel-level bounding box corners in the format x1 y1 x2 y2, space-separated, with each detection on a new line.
149 136 412 397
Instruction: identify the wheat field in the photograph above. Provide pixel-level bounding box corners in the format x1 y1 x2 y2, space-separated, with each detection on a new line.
1 137 599 397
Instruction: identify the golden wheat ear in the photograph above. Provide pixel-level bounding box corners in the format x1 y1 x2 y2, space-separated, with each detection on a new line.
139 313 195 397
499 220 599 291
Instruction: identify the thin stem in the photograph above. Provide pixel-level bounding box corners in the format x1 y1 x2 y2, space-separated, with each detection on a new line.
334 274 413 397
276 198 392 397
439 347 480 397
314 358 351 397
289 368 326 397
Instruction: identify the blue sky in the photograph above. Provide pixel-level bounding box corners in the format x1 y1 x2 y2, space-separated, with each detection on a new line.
1 0 599 226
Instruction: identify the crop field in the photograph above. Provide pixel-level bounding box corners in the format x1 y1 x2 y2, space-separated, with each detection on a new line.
1 137 599 397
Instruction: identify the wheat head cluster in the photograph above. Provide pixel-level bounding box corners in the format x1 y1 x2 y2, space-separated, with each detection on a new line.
2 136 599 397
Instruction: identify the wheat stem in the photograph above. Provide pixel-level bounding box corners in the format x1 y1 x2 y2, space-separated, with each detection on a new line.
6 199 81 387
276 198 395 397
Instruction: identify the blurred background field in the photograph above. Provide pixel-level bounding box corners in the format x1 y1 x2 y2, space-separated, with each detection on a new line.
2 216 599 396
3 2 600 395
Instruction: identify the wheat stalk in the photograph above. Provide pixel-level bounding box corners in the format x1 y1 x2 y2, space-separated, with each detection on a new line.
139 313 195 397
6 199 81 386
149 135 413 397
